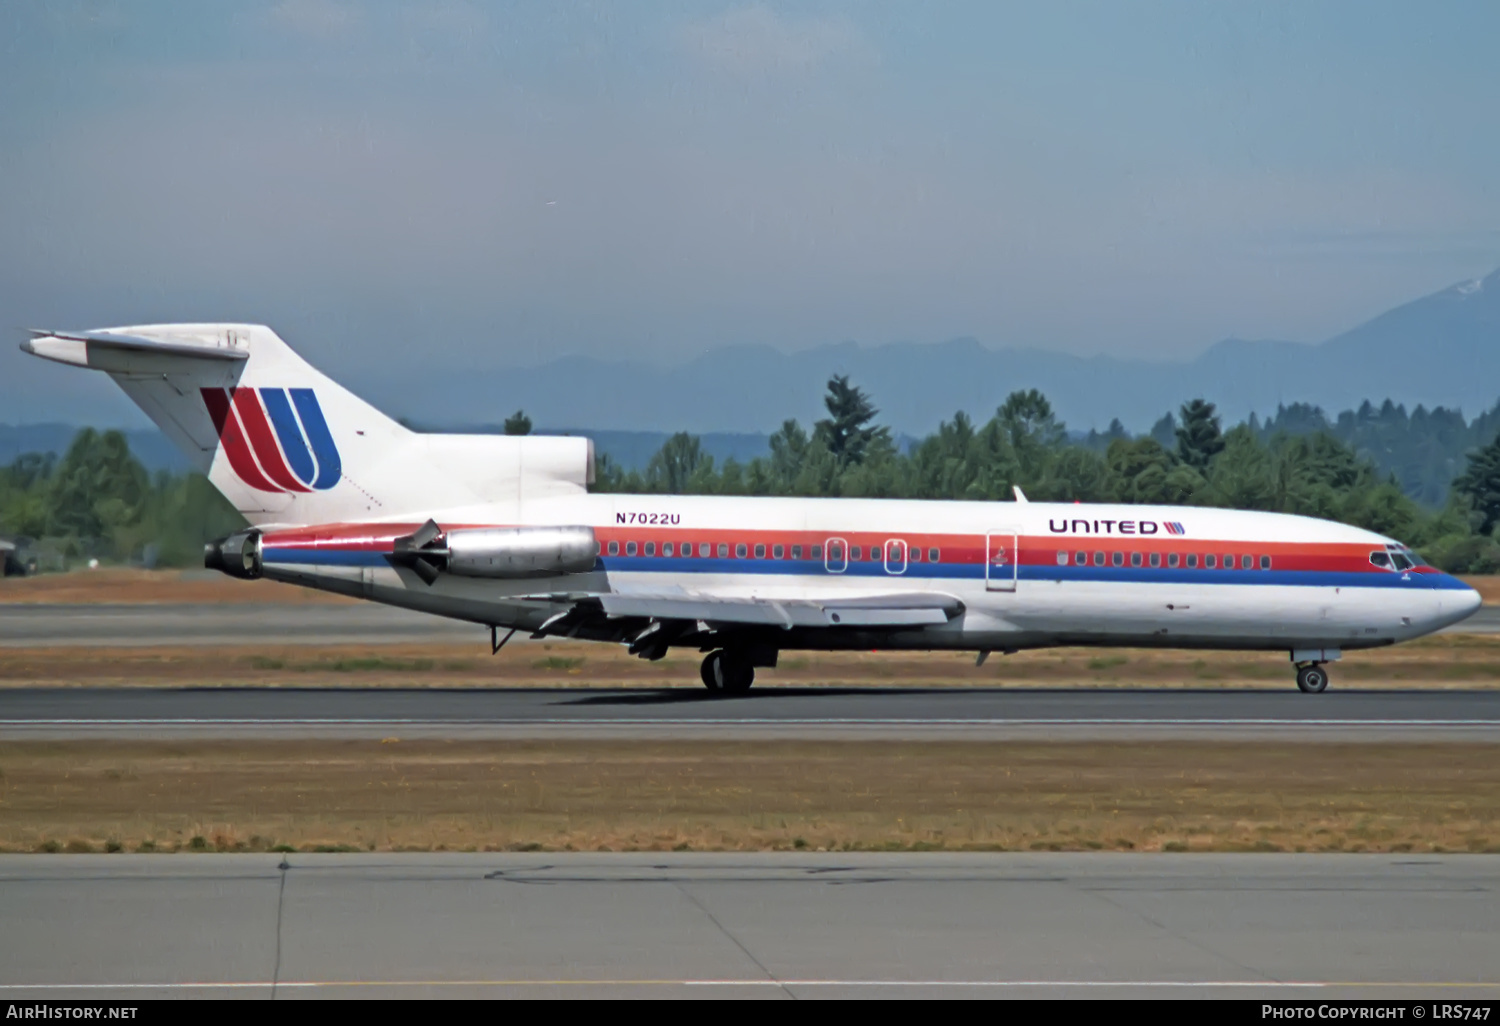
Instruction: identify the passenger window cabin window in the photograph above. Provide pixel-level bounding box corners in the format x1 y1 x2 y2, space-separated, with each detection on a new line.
928 548 940 563
773 544 784 559
1167 553 1180 568
717 543 728 558
1186 554 1197 568
754 544 766 559
1093 551 1105 567
608 540 619 556
1149 552 1161 568
1260 555 1271 570
644 542 656 557
850 546 862 561
1241 555 1252 570
735 543 747 558
910 549 921 563
1057 551 1069 565
1205 554 1216 569
1075 551 1087 566
663 543 673 557
1130 552 1143 568
812 545 823 560
791 545 802 559
1111 552 1124 567
626 541 637 556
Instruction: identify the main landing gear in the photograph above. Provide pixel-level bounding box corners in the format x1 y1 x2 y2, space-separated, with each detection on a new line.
1295 663 1329 694
700 650 754 695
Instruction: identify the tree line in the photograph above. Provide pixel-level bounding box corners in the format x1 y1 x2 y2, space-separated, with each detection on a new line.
0 429 243 571
9 381 1500 574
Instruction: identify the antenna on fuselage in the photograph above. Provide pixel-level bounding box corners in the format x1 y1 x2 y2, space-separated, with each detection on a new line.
1013 485 1029 503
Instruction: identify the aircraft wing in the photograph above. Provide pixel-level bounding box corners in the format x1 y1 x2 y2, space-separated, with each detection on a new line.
593 588 964 629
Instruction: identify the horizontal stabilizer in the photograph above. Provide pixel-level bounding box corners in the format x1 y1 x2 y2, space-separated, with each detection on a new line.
23 329 249 367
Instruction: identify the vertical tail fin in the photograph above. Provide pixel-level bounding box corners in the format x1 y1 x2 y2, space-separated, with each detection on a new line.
23 324 410 525
22 324 594 528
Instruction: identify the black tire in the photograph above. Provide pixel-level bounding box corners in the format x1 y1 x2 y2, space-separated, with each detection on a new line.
714 653 755 694
700 652 723 692
1296 665 1328 694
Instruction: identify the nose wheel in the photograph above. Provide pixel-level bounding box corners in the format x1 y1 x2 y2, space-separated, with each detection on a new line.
700 650 754 695
1296 664 1329 694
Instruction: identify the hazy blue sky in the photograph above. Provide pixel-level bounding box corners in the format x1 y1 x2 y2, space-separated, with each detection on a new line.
3 1 1499 424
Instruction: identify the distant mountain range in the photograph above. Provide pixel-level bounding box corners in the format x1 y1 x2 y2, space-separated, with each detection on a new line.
382 266 1500 436
8 267 1500 471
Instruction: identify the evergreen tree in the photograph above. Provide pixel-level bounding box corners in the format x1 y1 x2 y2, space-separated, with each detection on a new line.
1106 437 1200 505
646 432 709 494
1176 399 1225 473
814 376 889 468
503 410 532 436
767 420 810 492
1454 432 1500 534
1148 412 1177 451
48 429 148 542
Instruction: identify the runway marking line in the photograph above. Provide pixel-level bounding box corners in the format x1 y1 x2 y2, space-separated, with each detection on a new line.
2 980 1498 990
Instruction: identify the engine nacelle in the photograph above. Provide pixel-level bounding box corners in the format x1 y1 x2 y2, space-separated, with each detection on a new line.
204 530 262 579
444 526 597 579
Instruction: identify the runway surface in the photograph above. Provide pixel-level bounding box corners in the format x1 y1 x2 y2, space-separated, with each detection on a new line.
5 686 1500 740
4 601 1498 646
1 853 1496 999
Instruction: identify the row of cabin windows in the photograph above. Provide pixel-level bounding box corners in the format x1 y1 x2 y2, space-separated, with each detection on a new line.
1057 550 1272 570
602 540 943 563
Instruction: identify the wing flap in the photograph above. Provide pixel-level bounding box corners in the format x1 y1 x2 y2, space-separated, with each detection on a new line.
597 590 962 628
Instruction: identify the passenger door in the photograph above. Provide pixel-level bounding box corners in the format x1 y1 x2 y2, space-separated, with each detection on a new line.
985 530 1018 592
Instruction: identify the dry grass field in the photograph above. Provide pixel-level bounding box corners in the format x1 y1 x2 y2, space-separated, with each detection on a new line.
0 568 352 605
1 739 1495 856
3 633 1500 689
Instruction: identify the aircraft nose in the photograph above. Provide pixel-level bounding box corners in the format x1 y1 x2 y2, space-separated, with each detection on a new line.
1454 585 1483 621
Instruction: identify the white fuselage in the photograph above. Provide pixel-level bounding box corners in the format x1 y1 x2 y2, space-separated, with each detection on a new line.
257 493 1482 654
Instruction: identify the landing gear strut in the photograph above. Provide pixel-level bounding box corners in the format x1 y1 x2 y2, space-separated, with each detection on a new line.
700 650 754 695
1295 663 1329 694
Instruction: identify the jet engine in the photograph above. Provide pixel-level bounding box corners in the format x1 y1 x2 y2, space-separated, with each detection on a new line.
204 530 262 580
389 520 597 584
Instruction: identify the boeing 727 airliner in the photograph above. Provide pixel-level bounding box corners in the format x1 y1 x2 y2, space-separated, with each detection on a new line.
22 324 1482 693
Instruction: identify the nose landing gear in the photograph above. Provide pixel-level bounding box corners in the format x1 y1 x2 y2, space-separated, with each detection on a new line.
1295 663 1329 694
700 650 754 694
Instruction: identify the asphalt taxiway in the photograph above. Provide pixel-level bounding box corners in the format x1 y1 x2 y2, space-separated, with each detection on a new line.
0 853 1495 999
3 686 1500 740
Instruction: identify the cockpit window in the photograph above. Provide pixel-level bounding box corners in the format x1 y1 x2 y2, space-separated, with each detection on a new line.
1391 552 1414 571
1369 551 1392 569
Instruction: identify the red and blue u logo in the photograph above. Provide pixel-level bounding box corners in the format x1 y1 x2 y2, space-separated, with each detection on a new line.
202 387 342 493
